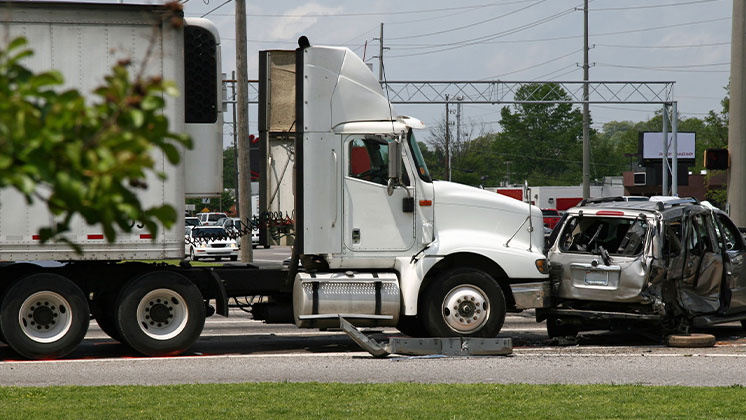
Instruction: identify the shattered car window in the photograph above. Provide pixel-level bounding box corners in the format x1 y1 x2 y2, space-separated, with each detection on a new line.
663 219 684 257
559 216 649 256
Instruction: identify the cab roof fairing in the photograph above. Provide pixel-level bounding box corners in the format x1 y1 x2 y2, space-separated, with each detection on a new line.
303 46 397 132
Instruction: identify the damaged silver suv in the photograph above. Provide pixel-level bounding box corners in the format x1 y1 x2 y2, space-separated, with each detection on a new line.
540 197 746 338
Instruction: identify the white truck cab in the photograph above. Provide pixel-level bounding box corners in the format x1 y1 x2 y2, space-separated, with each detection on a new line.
263 43 551 337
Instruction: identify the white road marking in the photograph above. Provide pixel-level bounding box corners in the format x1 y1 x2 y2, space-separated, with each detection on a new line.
5 350 746 366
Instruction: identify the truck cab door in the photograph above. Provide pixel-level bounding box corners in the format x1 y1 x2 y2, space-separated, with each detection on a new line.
678 213 724 314
343 135 415 252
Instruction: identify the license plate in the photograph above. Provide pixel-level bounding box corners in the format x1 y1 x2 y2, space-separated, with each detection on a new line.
584 270 608 286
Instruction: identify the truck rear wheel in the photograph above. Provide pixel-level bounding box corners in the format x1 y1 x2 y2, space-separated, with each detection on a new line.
0 273 89 359
422 268 506 338
91 292 123 342
115 271 205 356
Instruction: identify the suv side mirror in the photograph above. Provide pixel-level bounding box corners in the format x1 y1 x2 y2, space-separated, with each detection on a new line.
652 227 663 259
387 140 402 196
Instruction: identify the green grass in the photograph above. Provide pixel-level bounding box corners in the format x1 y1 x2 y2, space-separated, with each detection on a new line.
1 383 745 419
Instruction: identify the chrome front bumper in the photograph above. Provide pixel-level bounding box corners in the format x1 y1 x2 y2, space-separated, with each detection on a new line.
510 281 551 309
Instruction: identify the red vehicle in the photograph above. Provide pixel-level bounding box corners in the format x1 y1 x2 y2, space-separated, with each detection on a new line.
541 208 561 229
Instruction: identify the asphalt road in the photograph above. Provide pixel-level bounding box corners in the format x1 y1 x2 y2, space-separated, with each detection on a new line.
2 307 746 387
2 246 746 386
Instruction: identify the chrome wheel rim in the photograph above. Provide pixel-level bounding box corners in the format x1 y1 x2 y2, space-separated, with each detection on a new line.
441 285 490 333
18 291 73 343
136 289 189 340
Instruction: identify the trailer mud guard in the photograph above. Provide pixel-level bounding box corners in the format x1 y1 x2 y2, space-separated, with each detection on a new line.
208 269 229 316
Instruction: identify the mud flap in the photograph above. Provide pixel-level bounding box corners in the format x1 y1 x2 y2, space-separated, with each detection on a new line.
339 317 512 358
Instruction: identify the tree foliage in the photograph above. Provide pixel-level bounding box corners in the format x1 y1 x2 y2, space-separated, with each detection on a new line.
0 36 190 245
417 82 731 197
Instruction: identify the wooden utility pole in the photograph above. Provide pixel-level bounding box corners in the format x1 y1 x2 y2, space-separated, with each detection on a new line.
729 0 746 225
235 0 253 262
582 0 590 199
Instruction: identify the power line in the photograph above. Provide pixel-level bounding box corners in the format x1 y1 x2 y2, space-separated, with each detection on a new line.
201 0 231 18
532 63 578 81
549 67 581 80
387 0 548 41
596 62 730 73
188 0 538 18
387 3 581 58
596 41 730 49
386 15 728 55
482 48 583 79
590 0 723 11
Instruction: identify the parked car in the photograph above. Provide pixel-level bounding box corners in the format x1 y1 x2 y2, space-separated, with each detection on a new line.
218 217 261 249
541 208 561 230
197 212 227 226
184 226 238 261
185 216 201 227
541 197 746 338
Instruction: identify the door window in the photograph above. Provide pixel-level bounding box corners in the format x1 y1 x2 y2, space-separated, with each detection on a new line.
687 214 714 256
348 137 409 186
717 214 745 251
349 137 388 186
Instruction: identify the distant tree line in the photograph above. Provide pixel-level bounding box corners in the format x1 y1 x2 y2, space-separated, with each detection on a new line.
419 83 729 198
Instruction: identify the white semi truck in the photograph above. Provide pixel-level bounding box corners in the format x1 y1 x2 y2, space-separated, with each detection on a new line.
0 2 550 360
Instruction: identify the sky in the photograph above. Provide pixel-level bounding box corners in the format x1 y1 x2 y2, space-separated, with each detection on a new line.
102 0 734 147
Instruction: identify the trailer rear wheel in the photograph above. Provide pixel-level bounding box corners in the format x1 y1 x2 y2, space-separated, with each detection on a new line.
422 268 506 338
0 273 89 359
91 293 123 342
115 271 205 356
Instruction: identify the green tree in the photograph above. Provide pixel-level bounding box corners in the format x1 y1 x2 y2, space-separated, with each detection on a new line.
497 83 586 185
0 36 189 244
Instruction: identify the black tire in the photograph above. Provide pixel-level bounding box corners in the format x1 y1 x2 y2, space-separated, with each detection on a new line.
546 316 578 338
396 315 429 337
741 319 746 331
230 256 238 261
263 245 270 249
422 268 506 338
115 271 205 356
90 292 123 342
0 273 89 359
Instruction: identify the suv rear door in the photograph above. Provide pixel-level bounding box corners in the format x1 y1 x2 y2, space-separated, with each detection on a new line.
552 214 652 302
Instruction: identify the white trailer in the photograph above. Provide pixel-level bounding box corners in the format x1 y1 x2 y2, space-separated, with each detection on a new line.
0 2 550 360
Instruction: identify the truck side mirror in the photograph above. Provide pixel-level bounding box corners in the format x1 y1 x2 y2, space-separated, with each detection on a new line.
387 140 402 196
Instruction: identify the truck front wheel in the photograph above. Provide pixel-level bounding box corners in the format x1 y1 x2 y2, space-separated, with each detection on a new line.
422 268 506 338
0 273 89 359
115 271 205 356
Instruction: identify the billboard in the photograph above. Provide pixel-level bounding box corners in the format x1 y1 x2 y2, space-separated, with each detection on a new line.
640 132 696 161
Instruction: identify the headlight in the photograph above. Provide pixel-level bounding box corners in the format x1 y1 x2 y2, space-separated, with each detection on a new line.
231 243 237 248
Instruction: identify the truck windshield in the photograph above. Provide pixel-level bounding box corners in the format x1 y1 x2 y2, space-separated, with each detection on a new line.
407 130 432 183
558 216 649 256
